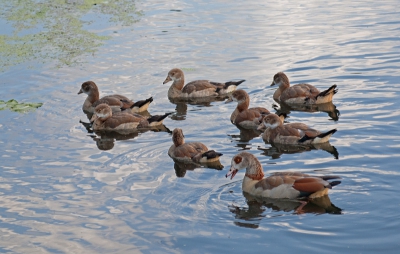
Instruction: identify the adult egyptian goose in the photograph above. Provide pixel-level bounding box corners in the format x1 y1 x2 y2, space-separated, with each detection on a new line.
270 72 338 105
163 68 245 99
168 128 223 163
78 81 153 113
225 89 276 129
257 113 337 144
91 104 170 131
226 151 341 199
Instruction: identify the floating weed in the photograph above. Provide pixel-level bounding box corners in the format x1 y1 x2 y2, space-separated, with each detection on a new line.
0 99 43 113
181 67 196 71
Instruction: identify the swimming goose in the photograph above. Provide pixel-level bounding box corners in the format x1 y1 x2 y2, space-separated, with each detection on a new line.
163 68 245 99
225 89 277 129
91 103 170 131
78 81 153 113
257 113 337 144
270 72 338 105
226 151 341 199
168 128 223 163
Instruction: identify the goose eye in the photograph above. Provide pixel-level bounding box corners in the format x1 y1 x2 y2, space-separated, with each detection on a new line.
234 156 242 164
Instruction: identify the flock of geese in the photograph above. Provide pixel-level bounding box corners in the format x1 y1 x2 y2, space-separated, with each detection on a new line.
78 68 341 210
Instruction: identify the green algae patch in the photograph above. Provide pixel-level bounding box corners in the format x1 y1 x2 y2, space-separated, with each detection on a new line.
0 99 43 113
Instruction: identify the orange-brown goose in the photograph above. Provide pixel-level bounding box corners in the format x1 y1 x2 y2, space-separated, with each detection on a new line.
168 128 223 163
257 113 337 144
78 81 153 113
163 68 245 99
270 72 337 105
91 104 170 131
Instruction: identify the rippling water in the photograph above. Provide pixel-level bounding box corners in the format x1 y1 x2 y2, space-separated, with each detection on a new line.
1 0 400 253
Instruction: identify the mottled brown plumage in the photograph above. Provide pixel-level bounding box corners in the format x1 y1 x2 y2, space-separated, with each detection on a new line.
168 128 223 163
163 68 245 99
78 81 153 113
271 72 337 105
258 113 337 144
225 89 272 129
91 104 169 131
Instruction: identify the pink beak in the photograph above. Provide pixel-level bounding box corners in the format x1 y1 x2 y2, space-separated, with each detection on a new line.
225 166 238 180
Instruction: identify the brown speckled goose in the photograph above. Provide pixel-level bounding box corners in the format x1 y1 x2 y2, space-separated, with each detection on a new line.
257 113 337 144
91 104 170 131
78 81 153 113
226 151 341 199
163 68 245 99
168 128 223 163
225 89 279 129
271 72 338 105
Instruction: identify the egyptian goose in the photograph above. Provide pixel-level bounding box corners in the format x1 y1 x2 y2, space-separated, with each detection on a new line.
225 89 278 129
168 128 223 163
270 72 338 105
78 81 153 113
91 104 170 131
163 68 245 99
226 151 341 199
257 113 337 144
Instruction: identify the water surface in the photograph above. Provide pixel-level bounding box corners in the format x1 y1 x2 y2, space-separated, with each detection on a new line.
1 0 400 253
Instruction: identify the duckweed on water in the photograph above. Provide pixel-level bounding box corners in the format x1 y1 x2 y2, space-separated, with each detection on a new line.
0 99 43 113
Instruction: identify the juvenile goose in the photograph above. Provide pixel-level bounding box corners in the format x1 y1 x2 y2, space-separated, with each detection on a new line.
226 151 341 199
168 128 223 163
257 113 337 144
91 104 170 131
270 72 338 105
78 81 153 113
225 89 277 129
163 68 245 99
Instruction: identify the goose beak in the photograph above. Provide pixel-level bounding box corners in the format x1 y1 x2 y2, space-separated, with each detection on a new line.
226 166 238 180
90 114 97 122
225 96 233 104
78 88 83 94
163 76 172 84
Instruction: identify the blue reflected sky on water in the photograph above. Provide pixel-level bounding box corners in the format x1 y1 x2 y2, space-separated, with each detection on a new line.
0 0 400 253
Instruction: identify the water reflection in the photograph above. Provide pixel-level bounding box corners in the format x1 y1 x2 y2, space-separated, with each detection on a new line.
79 120 171 150
258 142 339 160
273 101 340 121
229 126 262 143
0 0 142 70
229 193 342 229
173 160 224 177
169 97 227 121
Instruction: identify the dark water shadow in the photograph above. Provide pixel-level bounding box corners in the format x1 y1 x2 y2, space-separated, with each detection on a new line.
229 125 262 143
173 160 224 177
229 192 342 229
169 96 227 121
79 120 171 150
257 142 339 160
228 126 263 151
273 101 340 121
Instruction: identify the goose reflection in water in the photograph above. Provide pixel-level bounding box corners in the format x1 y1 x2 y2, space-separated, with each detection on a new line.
258 141 339 160
79 120 171 151
229 192 342 229
169 96 228 121
228 125 263 143
273 101 340 121
173 160 224 177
